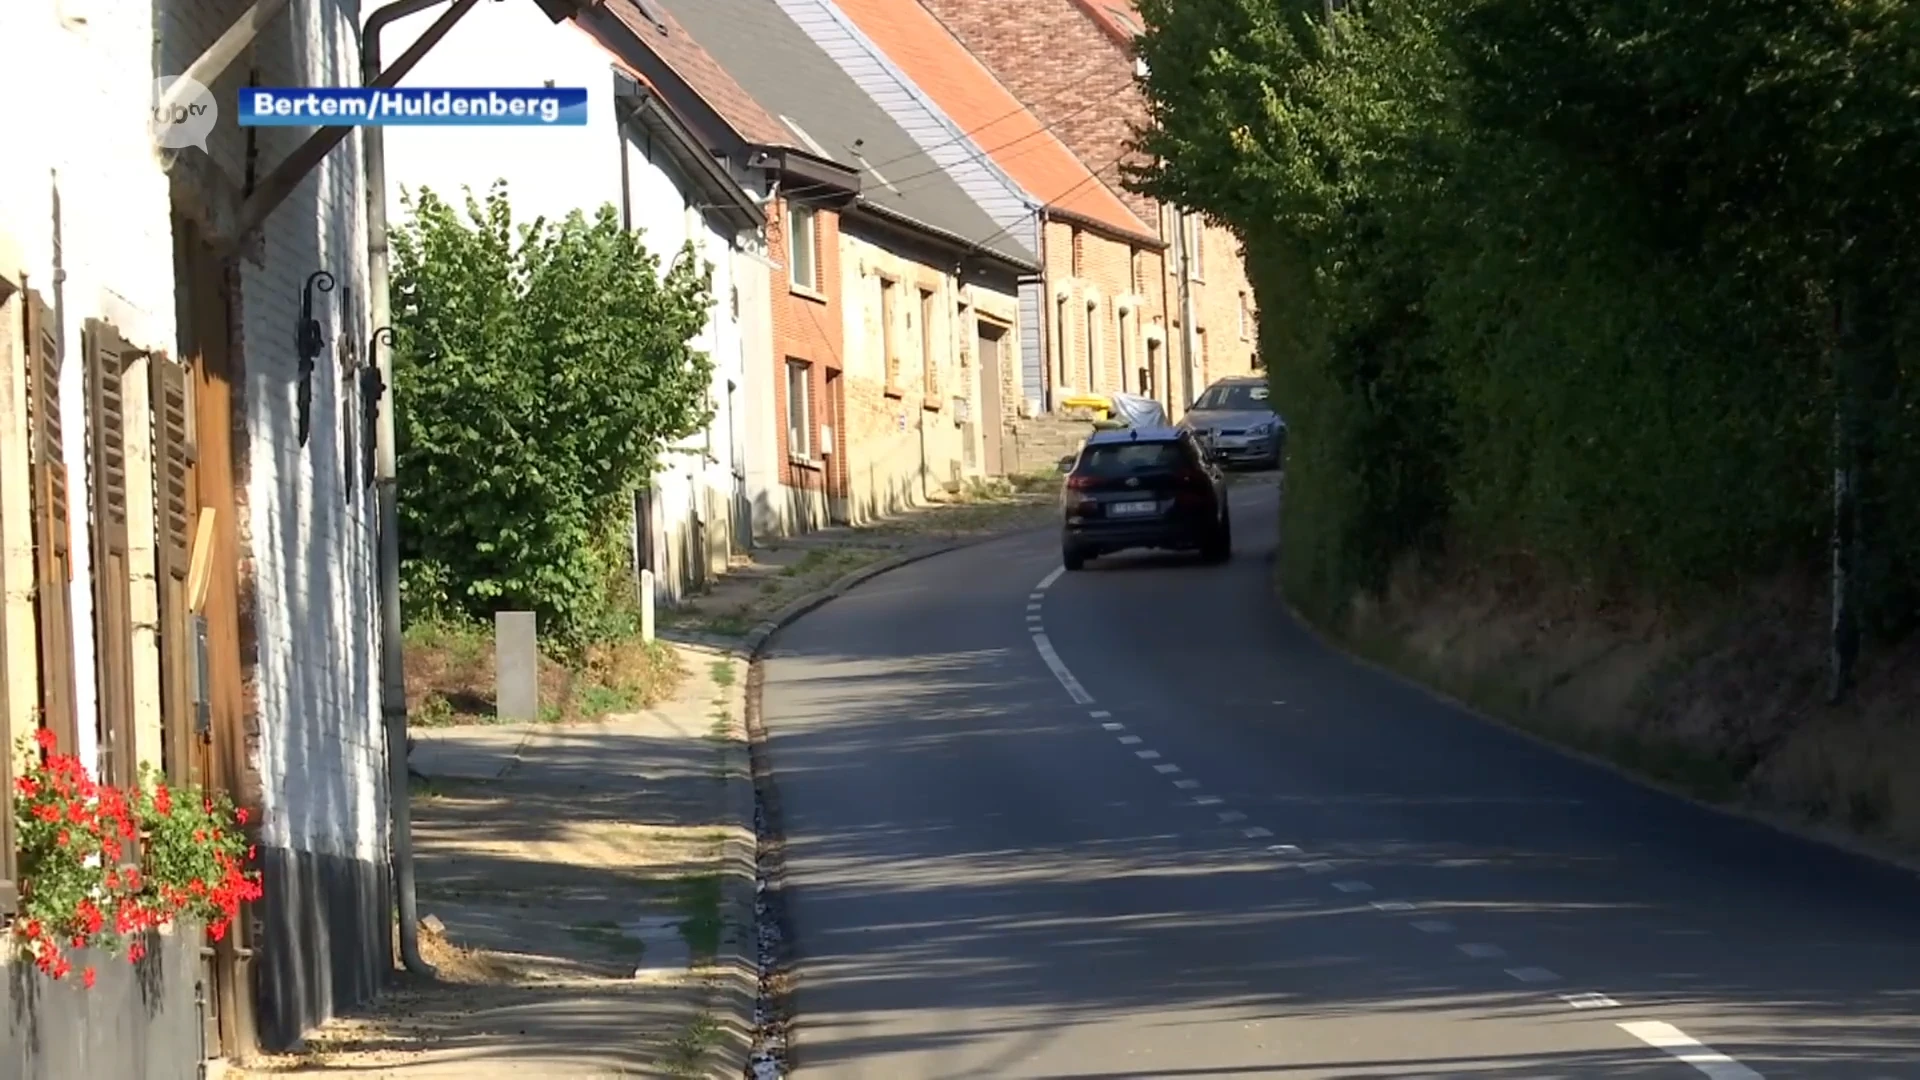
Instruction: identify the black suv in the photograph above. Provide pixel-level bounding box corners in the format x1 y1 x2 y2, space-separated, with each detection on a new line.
1058 427 1232 571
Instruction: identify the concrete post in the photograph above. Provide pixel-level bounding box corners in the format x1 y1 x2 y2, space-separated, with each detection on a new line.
495 611 539 722
640 569 656 643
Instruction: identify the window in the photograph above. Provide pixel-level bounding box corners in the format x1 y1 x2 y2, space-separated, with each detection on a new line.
1079 438 1193 477
1187 216 1205 281
880 277 901 390
785 359 813 459
1193 381 1272 412
919 288 938 396
787 203 818 291
1238 290 1253 340
1117 308 1133 394
1054 294 1070 389
1084 300 1099 390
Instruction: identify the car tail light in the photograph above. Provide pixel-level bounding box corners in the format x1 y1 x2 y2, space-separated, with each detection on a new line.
1172 467 1208 489
1066 474 1097 491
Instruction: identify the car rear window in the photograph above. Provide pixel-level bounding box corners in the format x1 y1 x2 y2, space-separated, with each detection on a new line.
1079 440 1189 476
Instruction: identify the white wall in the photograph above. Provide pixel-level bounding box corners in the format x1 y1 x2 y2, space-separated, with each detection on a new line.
221 0 382 866
0 0 182 773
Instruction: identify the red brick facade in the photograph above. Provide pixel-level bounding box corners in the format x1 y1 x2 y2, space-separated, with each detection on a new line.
766 194 848 502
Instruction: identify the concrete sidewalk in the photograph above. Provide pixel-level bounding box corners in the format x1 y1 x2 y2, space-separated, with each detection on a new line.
241 641 756 1079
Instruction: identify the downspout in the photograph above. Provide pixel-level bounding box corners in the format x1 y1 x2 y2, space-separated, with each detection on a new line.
364 0 456 979
1174 209 1198 416
1036 208 1052 414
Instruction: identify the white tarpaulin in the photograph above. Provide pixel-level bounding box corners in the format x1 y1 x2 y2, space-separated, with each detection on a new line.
1107 392 1168 430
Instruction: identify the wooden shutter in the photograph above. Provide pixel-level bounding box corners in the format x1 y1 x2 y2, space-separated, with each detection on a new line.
85 321 138 787
23 291 77 754
149 357 196 784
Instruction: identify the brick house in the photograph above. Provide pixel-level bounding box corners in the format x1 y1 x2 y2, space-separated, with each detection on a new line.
648 0 1040 514
914 0 1262 415
591 0 869 534
779 0 1167 452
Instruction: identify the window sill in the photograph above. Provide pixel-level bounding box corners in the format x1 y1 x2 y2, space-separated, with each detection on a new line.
788 454 825 471
921 394 942 412
883 384 906 400
790 283 829 305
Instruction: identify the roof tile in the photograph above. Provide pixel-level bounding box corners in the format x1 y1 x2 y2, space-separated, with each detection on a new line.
829 0 1157 242
596 0 796 148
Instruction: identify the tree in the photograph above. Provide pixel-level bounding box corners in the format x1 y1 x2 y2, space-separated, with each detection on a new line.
389 181 715 647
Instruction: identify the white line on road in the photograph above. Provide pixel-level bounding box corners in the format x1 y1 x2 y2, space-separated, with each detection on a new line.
1618 1021 1765 1079
1301 861 1334 873
1193 795 1224 806
1037 566 1065 590
1243 826 1273 838
1506 966 1560 983
1370 900 1416 912
1268 844 1302 855
1118 735 1143 744
1458 943 1506 958
1026 613 1042 622
1089 710 1111 718
1412 920 1454 933
1562 993 1619 1010
1135 750 1162 760
1332 880 1374 893
1031 633 1095 704
1026 603 1042 611
1217 810 1247 823
1172 778 1200 789
1153 763 1182 774
1101 722 1125 731
1028 592 1044 600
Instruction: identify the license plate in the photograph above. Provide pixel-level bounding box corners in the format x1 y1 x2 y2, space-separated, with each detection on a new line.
1216 436 1248 448
1108 500 1157 517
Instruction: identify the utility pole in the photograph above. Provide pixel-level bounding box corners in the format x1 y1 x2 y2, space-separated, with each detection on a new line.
1174 208 1198 416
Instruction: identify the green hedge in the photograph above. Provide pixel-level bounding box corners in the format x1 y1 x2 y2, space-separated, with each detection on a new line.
1134 0 1920 634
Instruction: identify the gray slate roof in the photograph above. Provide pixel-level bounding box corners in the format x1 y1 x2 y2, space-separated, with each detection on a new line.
648 0 1038 268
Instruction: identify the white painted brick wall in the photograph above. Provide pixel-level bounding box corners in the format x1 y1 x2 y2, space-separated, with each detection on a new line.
236 0 383 862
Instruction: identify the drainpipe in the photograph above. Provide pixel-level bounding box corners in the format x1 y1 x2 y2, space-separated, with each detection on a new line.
1035 208 1052 414
364 0 457 979
1174 208 1198 416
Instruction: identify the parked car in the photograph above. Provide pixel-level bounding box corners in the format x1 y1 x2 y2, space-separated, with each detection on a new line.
1057 426 1232 571
1178 376 1284 469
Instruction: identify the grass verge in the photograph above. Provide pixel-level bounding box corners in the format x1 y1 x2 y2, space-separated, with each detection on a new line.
404 619 684 727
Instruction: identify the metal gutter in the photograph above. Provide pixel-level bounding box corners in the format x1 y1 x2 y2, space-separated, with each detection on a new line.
612 70 765 234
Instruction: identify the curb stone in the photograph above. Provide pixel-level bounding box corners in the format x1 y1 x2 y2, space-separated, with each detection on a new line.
717 522 1046 1079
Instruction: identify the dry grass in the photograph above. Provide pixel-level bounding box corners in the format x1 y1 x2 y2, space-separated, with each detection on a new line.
1332 553 1920 856
404 622 683 727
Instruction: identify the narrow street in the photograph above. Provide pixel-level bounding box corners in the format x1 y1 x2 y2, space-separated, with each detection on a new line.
760 476 1920 1078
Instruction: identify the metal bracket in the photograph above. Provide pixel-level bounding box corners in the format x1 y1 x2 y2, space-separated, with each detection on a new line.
296 270 336 447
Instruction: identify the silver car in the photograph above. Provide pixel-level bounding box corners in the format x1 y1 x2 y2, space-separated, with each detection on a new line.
1178 376 1284 469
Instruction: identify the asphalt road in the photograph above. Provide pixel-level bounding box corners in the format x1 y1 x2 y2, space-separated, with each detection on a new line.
759 475 1920 1079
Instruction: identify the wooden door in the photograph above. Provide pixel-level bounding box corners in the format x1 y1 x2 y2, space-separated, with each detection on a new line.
977 325 1006 476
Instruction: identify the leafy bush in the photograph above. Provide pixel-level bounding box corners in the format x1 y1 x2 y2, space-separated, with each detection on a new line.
1132 0 1920 631
389 182 715 647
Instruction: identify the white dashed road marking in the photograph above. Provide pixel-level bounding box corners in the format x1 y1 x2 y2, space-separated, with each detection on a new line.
1332 880 1374 894
1243 826 1273 838
1031 632 1095 705
1089 709 1111 719
1117 735 1143 745
1036 567 1065 590
1153 763 1182 774
1370 900 1416 912
1135 750 1162 760
1618 1021 1765 1079
1562 993 1619 1010
1172 779 1200 789
1026 603 1042 611
1217 810 1247 823
1506 966 1560 984
1458 943 1507 959
1193 795 1224 806
1302 861 1335 873
1101 722 1125 731
1412 920 1454 933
